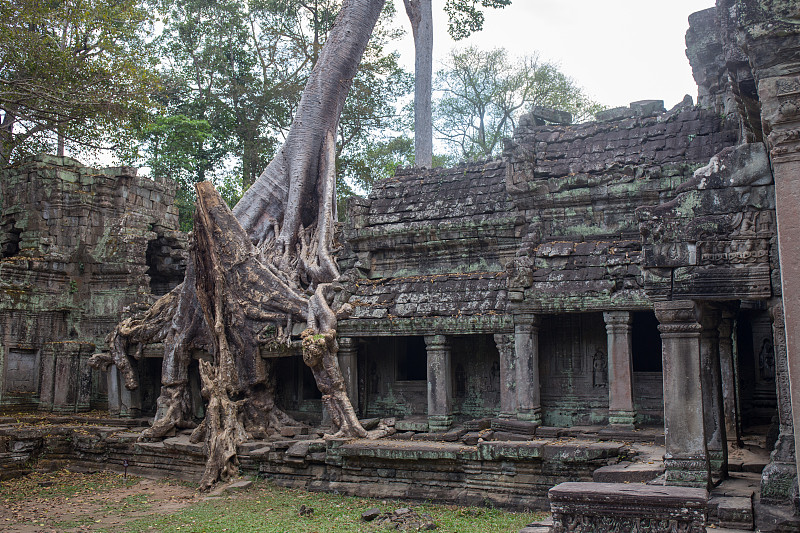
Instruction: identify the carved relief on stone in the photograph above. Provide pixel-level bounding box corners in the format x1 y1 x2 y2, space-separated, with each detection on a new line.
777 77 800 98
731 210 774 237
758 338 776 381
697 238 770 265
505 255 534 289
592 348 608 388
655 301 701 334
770 303 794 435
552 513 702 533
642 243 696 267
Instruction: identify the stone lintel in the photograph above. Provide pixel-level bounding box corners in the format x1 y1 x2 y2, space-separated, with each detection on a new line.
337 315 513 338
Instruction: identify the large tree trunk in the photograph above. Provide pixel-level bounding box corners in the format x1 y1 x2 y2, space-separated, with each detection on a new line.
94 0 384 490
403 0 433 168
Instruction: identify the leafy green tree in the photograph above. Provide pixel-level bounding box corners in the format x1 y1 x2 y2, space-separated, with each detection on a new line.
444 0 512 40
434 46 604 159
0 0 159 166
402 0 511 168
137 0 410 219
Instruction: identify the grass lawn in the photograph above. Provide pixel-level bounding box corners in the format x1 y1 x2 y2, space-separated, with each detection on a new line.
0 470 545 532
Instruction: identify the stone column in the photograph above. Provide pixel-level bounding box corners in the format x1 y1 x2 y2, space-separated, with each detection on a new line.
77 349 92 412
603 311 635 427
514 315 542 425
654 300 710 488
494 333 517 418
118 362 142 418
107 366 121 416
338 336 359 414
760 301 798 505
52 344 78 413
718 309 741 446
424 334 452 432
38 343 56 412
699 305 727 480
753 57 800 487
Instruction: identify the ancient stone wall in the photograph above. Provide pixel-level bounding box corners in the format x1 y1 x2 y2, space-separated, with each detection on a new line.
0 155 186 413
505 103 738 313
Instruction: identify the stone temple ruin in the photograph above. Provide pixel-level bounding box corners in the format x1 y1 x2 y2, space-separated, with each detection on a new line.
2 0 800 531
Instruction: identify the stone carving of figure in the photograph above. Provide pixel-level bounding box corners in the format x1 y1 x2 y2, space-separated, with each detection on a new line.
758 338 775 382
455 363 467 397
593 348 607 388
489 361 500 392
368 360 380 394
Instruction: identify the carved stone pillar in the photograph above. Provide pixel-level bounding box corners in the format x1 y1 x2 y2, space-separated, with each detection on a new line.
514 314 542 425
494 333 517 418
424 334 452 432
604 311 635 427
655 300 710 488
699 305 727 479
754 57 800 487
338 336 359 414
760 301 798 504
718 309 741 446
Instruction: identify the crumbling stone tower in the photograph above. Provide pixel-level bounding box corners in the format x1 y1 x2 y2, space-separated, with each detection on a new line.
0 155 186 414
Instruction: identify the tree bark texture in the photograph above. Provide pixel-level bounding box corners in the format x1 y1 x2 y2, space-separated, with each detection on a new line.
96 0 384 489
403 0 433 168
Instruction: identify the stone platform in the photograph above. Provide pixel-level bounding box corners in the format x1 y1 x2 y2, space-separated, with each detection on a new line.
0 415 662 509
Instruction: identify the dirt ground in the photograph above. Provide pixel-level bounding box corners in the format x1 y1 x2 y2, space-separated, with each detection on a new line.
0 472 202 532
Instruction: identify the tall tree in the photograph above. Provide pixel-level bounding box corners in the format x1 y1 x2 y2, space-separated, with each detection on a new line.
138 0 408 213
402 0 433 167
96 0 388 490
402 0 511 168
435 46 604 159
0 0 159 166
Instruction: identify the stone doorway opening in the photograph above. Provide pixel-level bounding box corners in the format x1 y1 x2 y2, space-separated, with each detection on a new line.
1 218 22 258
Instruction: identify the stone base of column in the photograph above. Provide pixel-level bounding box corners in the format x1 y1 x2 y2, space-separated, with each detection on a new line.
664 456 710 488
498 411 515 420
517 407 542 426
428 414 453 432
760 460 798 505
708 450 727 479
608 410 636 427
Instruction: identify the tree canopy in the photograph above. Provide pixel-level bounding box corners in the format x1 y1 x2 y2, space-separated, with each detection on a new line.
434 46 604 160
0 0 160 166
444 0 512 40
136 0 411 229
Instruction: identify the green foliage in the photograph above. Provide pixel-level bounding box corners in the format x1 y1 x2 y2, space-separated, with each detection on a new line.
133 114 219 231
117 479 542 533
2 470 545 532
444 0 512 40
434 46 605 160
135 0 411 224
0 0 160 166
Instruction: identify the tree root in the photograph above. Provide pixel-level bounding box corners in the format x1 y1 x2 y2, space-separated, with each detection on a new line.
104 0 386 488
301 329 366 439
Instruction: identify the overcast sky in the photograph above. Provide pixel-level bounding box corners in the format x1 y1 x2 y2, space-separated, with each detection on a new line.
390 0 717 109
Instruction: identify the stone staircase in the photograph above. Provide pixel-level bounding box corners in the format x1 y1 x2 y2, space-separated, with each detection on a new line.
518 455 762 533
706 472 760 531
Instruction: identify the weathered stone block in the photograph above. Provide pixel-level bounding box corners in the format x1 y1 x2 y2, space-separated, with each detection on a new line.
549 482 708 533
